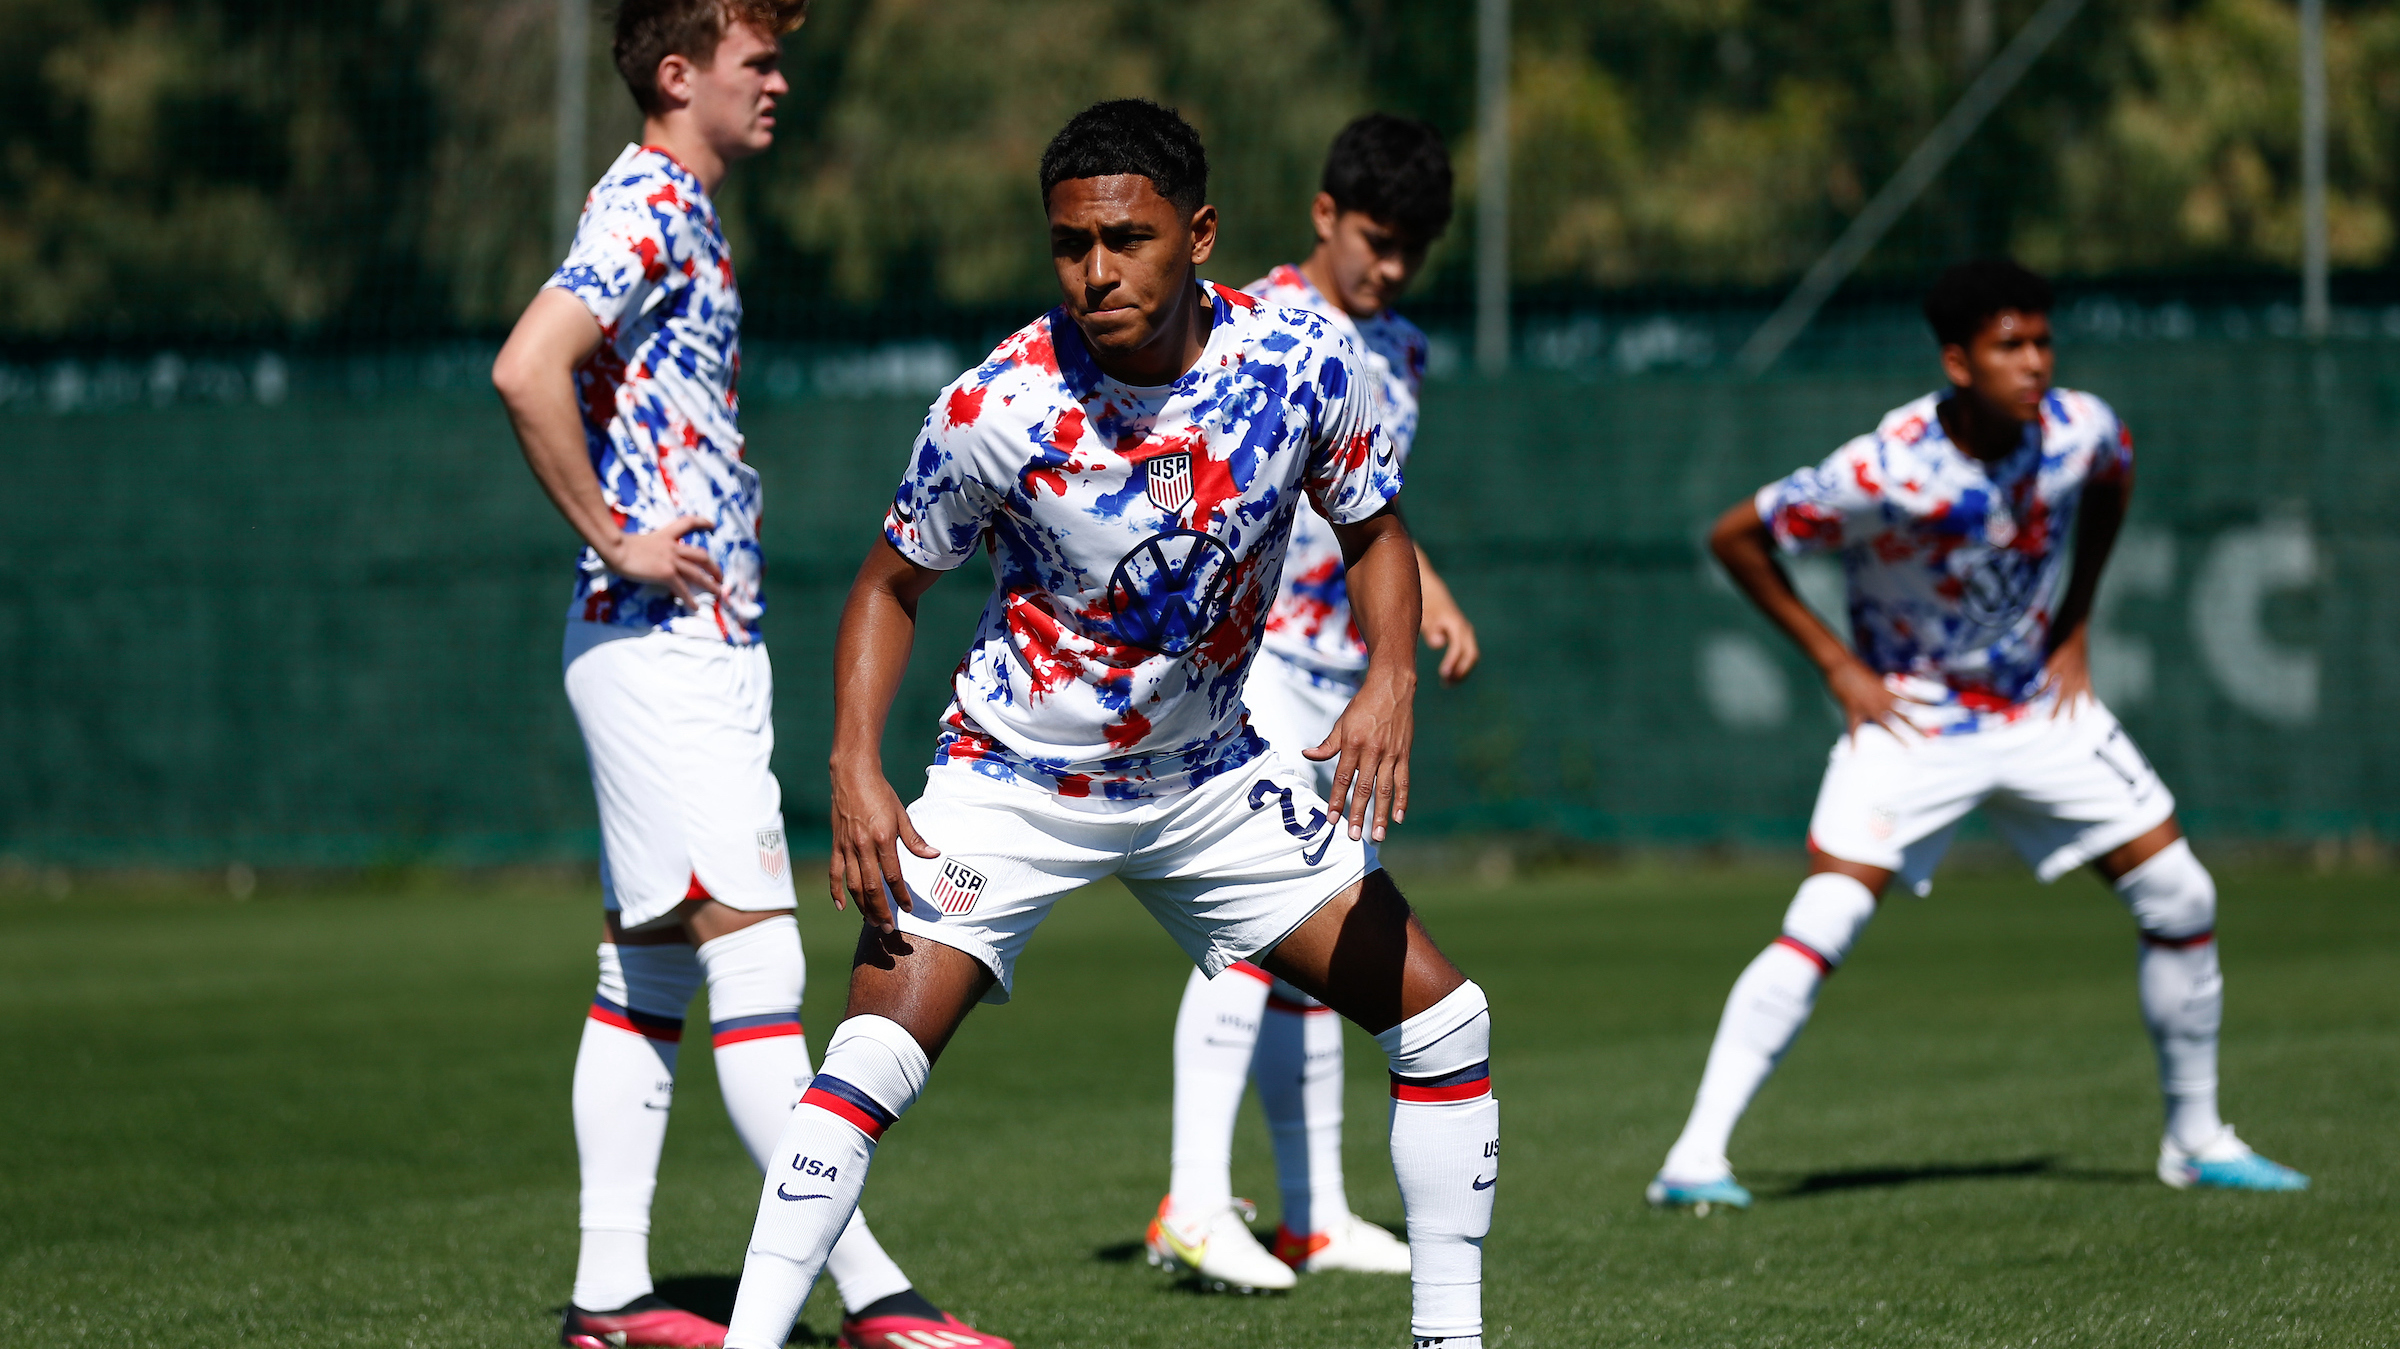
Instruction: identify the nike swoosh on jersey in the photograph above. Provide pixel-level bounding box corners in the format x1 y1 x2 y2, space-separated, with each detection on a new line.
1471 1175 1496 1191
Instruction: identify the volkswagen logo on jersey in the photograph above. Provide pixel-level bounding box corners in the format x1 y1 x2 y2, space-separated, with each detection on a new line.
929 859 987 915
1145 451 1194 517
1108 529 1238 657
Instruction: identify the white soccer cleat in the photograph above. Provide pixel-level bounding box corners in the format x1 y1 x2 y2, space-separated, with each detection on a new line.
2158 1125 2309 1192
1145 1196 1297 1292
1272 1212 1411 1274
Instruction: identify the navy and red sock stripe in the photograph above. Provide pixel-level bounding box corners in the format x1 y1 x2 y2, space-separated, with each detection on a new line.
1773 934 1835 975
802 1073 898 1141
2140 928 2215 949
589 995 685 1043
1390 1060 1491 1104
710 1011 802 1048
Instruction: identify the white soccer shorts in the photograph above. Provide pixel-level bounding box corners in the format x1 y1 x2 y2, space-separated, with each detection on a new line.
890 751 1376 1003
564 623 799 928
1807 697 2177 895
1240 650 1360 799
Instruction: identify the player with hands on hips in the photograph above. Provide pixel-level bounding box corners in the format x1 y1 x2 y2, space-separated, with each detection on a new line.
1648 259 2307 1213
720 100 1501 1349
492 4 1011 1347
1147 113 1479 1294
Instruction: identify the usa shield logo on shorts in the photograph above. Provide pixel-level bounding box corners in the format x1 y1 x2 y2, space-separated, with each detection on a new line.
928 859 987 915
756 828 787 879
1145 452 1194 516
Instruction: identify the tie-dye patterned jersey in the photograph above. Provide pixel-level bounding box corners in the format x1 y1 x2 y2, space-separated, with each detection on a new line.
1754 388 2132 735
883 282 1396 798
545 144 762 645
1245 265 1428 678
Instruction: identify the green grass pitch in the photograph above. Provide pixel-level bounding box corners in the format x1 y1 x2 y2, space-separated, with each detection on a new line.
4 861 2393 1347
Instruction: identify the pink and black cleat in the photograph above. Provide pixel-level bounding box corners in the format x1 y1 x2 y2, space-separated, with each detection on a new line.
560 1295 730 1348
837 1307 1014 1349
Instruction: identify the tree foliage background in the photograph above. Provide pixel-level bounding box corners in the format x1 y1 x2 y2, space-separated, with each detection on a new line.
3 0 2395 340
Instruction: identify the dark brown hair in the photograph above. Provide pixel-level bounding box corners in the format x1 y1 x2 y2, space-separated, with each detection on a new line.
612 0 808 115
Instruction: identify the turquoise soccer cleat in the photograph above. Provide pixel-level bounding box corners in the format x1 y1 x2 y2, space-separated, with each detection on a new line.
1645 1173 1753 1211
2158 1126 2310 1192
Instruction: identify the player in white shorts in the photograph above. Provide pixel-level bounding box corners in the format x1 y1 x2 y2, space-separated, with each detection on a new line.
1647 259 2307 1211
492 4 1009 1346
718 101 1501 1349
1146 113 1483 1292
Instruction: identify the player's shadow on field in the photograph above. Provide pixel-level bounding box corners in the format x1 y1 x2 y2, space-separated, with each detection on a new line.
650 1275 836 1344
1756 1155 2150 1199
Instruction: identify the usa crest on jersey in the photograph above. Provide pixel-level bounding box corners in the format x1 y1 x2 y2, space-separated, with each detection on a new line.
1145 452 1193 516
928 859 988 915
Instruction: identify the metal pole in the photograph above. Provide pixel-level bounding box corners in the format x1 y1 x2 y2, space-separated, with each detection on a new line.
2299 0 2329 339
1475 0 1510 375
1737 0 2089 375
554 0 591 251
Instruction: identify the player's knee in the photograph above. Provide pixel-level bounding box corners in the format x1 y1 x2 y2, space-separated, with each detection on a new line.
1376 980 1491 1094
1779 872 1879 971
2115 837 2215 942
599 939 704 1018
695 915 802 1010
808 1014 933 1140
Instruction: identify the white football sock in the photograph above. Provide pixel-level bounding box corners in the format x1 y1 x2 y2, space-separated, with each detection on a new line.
572 941 701 1311
1167 962 1269 1215
1378 982 1496 1344
1660 873 1872 1183
2115 841 2225 1152
724 1016 930 1349
697 918 916 1315
1254 977 1348 1237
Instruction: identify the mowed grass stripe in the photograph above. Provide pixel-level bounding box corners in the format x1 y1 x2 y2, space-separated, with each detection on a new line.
1 865 2391 1346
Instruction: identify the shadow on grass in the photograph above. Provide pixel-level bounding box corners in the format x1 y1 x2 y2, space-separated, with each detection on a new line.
651 1275 835 1344
1755 1155 2152 1198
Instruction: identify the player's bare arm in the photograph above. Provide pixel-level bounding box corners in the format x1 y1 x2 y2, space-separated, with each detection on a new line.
1708 499 1911 743
1417 543 1479 684
1312 505 1421 841
2042 458 2132 716
826 540 947 931
493 291 727 610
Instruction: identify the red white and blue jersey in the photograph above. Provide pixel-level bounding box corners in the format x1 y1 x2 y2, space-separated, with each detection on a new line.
1246 264 1428 679
546 144 763 644
883 281 1395 798
1755 388 2132 735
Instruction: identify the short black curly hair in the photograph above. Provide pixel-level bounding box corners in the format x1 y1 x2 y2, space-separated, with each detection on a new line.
1039 99 1209 215
1923 258 2055 349
1321 113 1453 242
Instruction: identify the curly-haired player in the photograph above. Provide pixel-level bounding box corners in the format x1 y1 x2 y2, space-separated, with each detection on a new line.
1648 259 2308 1211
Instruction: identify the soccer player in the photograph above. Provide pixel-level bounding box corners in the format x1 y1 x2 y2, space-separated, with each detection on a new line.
1647 259 2309 1210
716 100 1500 1349
491 4 1009 1346
1148 113 1480 1292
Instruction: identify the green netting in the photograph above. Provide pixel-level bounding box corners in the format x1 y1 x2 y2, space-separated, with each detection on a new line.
6 334 2395 866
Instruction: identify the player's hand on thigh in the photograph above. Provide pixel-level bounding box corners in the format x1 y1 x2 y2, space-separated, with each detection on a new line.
601 513 727 611
2039 627 2095 718
827 762 938 933
1306 670 1414 842
1825 655 1923 744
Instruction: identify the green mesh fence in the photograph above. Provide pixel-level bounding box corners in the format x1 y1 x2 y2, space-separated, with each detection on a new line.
6 325 2396 867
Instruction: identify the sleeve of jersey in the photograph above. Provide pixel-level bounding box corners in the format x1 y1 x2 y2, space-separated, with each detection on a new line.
543 188 668 334
2094 399 2134 484
1301 353 1399 526
1753 439 1889 555
883 400 999 571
